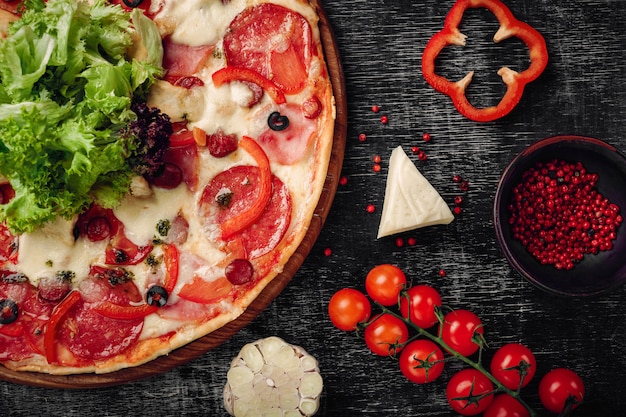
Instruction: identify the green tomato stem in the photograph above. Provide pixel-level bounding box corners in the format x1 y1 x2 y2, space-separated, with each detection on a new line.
377 303 539 417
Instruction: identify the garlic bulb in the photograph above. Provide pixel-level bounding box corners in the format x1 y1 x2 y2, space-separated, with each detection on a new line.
224 336 323 417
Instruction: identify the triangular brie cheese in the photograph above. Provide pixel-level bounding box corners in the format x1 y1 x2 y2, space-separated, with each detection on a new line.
377 146 454 238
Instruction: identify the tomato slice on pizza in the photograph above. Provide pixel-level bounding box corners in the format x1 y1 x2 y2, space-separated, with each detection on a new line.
0 0 335 375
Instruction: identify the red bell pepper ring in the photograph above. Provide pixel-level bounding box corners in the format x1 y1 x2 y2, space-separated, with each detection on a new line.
212 66 287 105
44 290 82 364
92 302 158 321
422 0 548 122
178 276 233 304
220 136 273 241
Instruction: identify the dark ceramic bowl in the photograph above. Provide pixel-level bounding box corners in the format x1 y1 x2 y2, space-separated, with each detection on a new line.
493 135 626 297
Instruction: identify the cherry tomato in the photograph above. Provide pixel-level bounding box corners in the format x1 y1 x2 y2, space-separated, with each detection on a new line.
399 284 442 329
446 368 494 416
538 368 585 414
483 394 529 417
363 313 409 357
365 264 407 306
398 339 444 384
328 288 371 331
490 343 537 390
440 309 484 356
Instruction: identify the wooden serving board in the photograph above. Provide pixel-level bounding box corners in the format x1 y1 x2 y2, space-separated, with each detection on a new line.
0 0 346 389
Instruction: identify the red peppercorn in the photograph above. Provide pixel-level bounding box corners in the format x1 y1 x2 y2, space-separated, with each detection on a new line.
323 247 332 257
339 176 348 185
407 237 417 246
373 155 381 163
422 133 431 142
372 105 380 113
459 181 469 192
418 151 427 161
454 195 463 205
373 164 381 173
366 204 375 213
395 237 404 247
411 146 420 154
380 115 388 124
438 269 446 277
358 133 367 142
508 158 620 269
453 206 462 215
452 175 463 183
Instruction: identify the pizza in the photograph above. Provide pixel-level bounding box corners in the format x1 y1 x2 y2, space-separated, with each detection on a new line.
0 0 335 375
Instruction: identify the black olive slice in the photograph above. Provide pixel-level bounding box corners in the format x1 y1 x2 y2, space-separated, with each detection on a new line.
146 285 168 307
0 299 19 325
267 111 290 131
123 0 144 7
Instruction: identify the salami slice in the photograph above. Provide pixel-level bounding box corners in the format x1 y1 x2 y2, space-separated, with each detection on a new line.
199 165 292 259
0 274 53 361
57 276 144 361
0 223 17 266
223 3 313 94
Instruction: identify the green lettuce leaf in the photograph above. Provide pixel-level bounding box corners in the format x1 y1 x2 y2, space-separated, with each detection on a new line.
0 0 164 233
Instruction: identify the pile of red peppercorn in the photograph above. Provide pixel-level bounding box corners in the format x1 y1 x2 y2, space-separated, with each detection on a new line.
508 159 622 270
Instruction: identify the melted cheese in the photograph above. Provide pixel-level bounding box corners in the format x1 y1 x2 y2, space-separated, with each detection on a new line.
18 218 105 284
156 0 246 46
377 146 454 238
114 184 189 245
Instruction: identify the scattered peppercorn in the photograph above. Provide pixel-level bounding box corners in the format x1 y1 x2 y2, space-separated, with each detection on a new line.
438 269 446 277
508 159 622 270
454 196 463 205
366 204 376 213
339 176 348 186
459 181 469 192
411 146 420 154
323 248 332 257
407 237 417 246
418 151 428 161
453 206 463 215
422 133 431 142
380 115 388 124
372 105 380 113
373 155 381 163
358 133 367 142
373 164 381 173
452 175 463 183
395 237 404 248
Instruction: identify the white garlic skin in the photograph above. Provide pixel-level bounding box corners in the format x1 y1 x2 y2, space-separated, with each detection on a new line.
224 336 323 417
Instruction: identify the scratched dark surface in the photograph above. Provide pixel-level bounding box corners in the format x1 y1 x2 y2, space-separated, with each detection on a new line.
2 0 626 416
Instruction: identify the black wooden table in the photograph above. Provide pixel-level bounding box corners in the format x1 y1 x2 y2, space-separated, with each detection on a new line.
2 0 626 415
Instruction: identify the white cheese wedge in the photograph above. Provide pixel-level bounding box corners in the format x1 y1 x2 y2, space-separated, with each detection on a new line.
377 146 454 238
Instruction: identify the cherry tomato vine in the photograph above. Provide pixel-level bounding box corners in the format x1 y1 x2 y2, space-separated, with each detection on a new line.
328 264 585 417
